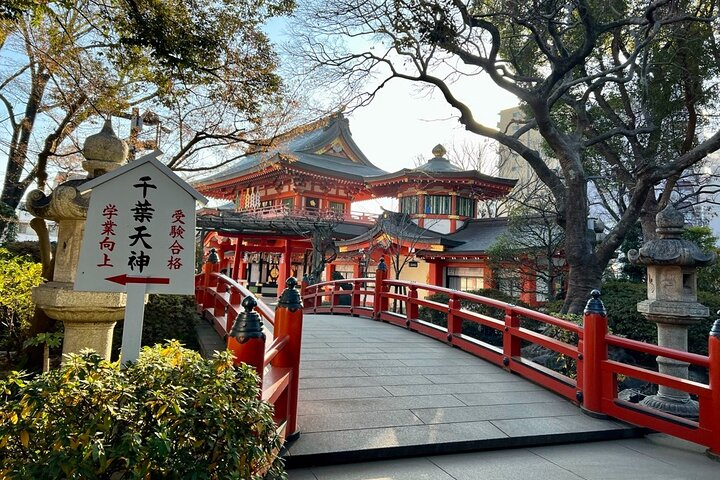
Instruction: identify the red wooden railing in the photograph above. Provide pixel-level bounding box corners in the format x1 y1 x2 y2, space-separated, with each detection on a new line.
301 262 720 458
195 264 302 442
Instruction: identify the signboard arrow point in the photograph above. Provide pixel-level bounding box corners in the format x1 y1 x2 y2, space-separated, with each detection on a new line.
106 274 170 285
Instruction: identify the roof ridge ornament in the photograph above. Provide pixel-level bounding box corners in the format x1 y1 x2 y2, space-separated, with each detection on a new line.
432 144 447 158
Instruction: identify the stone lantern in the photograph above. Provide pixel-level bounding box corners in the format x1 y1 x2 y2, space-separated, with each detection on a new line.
27 120 128 360
628 205 716 417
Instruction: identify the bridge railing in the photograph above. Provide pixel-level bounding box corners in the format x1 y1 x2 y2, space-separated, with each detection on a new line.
300 263 720 457
301 277 376 318
582 298 719 456
195 267 302 443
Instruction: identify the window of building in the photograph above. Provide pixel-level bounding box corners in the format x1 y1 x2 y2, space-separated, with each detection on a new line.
305 197 320 210
447 267 484 291
456 197 475 217
279 198 294 210
399 196 418 214
330 201 346 213
425 195 451 214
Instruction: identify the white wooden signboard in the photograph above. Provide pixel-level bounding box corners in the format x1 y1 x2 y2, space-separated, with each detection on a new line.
75 151 207 363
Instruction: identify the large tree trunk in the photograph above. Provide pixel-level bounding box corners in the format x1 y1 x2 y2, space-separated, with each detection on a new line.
0 70 50 239
562 259 605 314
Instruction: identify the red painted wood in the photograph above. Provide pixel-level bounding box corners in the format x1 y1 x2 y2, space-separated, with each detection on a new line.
581 306 606 415
272 299 303 437
295 276 719 451
709 333 720 456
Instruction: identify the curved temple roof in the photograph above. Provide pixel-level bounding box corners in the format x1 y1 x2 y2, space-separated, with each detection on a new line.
194 113 389 194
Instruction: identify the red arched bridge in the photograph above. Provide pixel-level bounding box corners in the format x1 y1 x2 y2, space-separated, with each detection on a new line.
195 261 720 467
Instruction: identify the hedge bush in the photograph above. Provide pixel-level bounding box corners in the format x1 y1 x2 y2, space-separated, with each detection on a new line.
0 248 44 361
111 294 200 360
0 342 286 479
596 281 719 356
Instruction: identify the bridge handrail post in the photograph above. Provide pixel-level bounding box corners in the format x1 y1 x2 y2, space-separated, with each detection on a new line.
448 294 462 342
332 282 340 306
407 285 419 321
301 275 314 309
373 259 388 319
202 252 216 307
351 280 361 313
227 296 266 383
581 289 607 417
273 277 303 438
708 317 720 458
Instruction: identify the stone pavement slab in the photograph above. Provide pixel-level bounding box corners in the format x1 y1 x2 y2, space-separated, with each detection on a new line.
284 314 643 468
287 434 719 480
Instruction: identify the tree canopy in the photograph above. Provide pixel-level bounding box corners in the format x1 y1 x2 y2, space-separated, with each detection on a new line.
292 0 720 312
0 0 296 239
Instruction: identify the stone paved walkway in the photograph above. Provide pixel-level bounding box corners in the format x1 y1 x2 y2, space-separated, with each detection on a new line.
284 314 643 468
287 433 719 479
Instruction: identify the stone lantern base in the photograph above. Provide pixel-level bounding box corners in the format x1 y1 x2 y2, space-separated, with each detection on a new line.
33 281 126 361
640 394 698 419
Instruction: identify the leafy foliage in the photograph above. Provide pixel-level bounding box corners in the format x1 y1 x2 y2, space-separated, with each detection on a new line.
0 248 44 359
0 342 286 479
1 240 46 263
0 0 297 240
587 281 720 357
293 0 720 313
487 202 565 301
111 294 200 360
682 226 720 295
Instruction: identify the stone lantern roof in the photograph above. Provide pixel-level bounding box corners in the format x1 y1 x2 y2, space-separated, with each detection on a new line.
628 205 716 267
82 119 128 178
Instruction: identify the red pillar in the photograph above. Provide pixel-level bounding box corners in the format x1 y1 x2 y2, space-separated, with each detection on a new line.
428 261 444 287
272 278 304 438
277 240 293 297
232 236 243 281
581 290 608 417
708 320 720 458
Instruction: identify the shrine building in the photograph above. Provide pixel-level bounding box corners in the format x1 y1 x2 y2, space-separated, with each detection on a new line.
194 113 548 304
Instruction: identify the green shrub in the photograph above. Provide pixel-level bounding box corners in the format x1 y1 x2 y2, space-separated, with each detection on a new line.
692 291 720 356
2 241 45 264
0 342 285 479
111 294 200 360
0 248 44 360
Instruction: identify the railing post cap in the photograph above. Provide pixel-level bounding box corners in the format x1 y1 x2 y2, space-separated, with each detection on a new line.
278 276 302 310
377 258 387 272
230 295 265 343
583 289 606 315
207 248 219 264
711 315 720 338
241 295 257 311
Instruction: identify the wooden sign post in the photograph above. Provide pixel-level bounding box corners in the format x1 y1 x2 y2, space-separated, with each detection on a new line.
75 152 207 363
